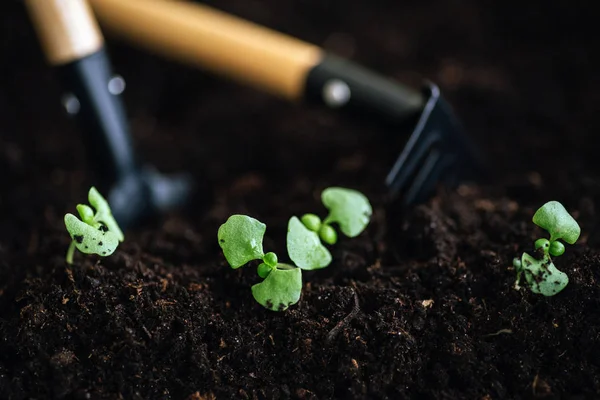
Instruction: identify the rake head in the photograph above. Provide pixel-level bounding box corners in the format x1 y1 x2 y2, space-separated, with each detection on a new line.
385 82 483 205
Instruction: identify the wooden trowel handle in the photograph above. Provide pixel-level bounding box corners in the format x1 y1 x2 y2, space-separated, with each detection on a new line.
24 0 140 186
24 0 104 66
89 0 322 100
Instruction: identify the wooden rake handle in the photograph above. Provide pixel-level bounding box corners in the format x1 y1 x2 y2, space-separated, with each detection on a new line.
89 0 322 101
89 0 424 121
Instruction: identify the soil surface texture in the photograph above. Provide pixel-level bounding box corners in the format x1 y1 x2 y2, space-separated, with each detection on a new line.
1 0 599 399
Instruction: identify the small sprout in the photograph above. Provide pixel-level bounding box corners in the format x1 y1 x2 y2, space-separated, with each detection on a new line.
319 224 337 245
251 265 302 312
301 213 322 232
513 201 580 296
322 187 372 237
217 215 266 268
287 216 332 270
64 187 124 264
218 215 303 312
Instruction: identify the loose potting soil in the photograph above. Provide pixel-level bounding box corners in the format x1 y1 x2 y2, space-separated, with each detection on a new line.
1 0 599 399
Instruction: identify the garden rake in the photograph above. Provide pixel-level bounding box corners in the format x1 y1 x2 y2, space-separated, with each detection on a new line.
89 0 482 206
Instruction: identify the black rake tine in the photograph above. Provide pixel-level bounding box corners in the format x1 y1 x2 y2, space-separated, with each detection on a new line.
404 149 441 205
386 131 440 196
386 82 482 204
385 84 441 195
404 151 456 205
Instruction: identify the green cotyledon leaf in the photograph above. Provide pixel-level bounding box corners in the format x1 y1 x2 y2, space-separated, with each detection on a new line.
88 187 124 242
322 187 372 237
519 252 569 296
218 215 266 269
287 216 331 270
533 201 580 244
251 265 302 311
64 213 120 256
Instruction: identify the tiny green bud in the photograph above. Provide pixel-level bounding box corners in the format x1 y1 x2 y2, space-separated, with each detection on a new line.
319 224 337 245
534 238 550 251
549 241 565 257
263 252 278 267
301 214 322 232
513 257 522 270
76 204 95 225
257 263 274 279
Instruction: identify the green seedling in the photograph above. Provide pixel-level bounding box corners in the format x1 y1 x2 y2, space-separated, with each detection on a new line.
513 201 580 296
218 187 372 311
64 187 124 265
218 215 302 311
289 187 372 269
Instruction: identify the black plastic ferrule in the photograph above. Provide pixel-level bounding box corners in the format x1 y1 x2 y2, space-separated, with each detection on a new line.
56 48 138 187
304 54 425 124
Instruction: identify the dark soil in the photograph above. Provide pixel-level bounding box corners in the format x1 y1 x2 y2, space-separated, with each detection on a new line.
1 0 600 399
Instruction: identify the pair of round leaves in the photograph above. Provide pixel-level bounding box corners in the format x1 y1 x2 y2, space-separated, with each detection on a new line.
64 187 124 258
534 238 565 258
290 187 372 270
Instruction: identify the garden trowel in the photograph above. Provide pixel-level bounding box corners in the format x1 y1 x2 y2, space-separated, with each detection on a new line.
88 0 483 205
24 0 192 229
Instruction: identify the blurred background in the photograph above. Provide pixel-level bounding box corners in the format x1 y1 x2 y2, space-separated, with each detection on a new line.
0 0 598 243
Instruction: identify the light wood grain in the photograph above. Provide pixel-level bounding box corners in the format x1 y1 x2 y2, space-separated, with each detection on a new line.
89 0 323 100
25 0 104 65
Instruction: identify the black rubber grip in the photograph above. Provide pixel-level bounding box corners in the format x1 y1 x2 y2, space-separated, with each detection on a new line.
57 48 138 186
304 54 425 124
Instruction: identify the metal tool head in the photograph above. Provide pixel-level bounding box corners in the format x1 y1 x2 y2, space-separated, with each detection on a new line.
108 167 193 230
303 56 482 205
385 82 483 205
